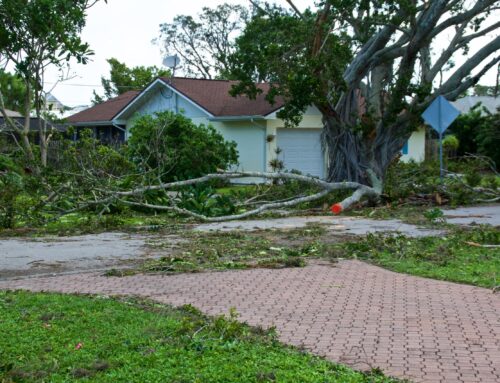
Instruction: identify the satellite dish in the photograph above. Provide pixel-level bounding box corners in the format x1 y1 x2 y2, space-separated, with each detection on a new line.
162 55 181 69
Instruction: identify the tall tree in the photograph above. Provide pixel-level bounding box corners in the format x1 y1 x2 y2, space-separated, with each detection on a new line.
0 69 27 112
0 0 104 166
157 3 250 79
229 1 500 188
92 58 170 104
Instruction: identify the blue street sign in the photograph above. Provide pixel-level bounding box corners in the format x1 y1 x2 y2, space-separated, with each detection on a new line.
422 95 460 134
421 96 460 181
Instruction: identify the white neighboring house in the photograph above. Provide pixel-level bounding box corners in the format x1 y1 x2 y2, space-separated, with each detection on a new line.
45 93 90 119
452 96 500 115
66 77 426 179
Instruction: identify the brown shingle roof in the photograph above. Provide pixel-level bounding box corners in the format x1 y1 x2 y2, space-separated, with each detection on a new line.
163 77 284 117
66 78 285 124
66 91 140 124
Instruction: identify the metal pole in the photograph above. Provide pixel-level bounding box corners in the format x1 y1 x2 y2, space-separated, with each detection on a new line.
438 97 443 182
439 131 443 182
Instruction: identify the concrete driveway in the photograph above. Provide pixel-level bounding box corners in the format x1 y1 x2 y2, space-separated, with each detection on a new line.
442 205 500 226
0 232 182 279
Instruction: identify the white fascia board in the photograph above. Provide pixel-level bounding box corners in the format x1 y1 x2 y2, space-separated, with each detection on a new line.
264 105 322 119
208 115 265 121
264 107 283 119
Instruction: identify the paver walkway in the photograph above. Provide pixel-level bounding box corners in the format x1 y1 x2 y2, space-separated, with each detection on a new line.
1 260 499 383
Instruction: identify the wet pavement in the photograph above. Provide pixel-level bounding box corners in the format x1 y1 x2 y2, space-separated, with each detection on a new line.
1 204 498 279
442 205 500 226
0 232 180 279
195 215 443 236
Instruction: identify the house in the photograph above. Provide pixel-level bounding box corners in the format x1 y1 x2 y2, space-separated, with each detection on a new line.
45 93 67 116
451 96 500 115
0 109 63 136
66 77 426 178
66 91 139 143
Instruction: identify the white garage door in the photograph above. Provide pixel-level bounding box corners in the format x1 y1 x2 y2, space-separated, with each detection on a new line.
277 128 324 178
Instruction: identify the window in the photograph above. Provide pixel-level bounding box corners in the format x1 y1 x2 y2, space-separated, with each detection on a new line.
402 141 409 155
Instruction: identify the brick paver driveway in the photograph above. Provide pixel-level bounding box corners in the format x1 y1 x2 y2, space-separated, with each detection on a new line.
1 260 499 383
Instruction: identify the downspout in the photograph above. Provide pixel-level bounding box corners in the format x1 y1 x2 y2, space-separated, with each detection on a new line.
112 123 126 142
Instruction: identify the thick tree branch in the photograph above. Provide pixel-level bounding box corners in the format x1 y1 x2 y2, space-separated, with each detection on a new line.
66 171 379 221
439 36 500 96
429 0 499 40
284 0 303 19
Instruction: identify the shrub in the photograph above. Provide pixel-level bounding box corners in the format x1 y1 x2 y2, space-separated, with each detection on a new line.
448 106 486 156
0 171 24 228
442 134 459 152
448 105 500 167
127 111 239 181
476 109 500 168
177 184 237 217
61 129 135 177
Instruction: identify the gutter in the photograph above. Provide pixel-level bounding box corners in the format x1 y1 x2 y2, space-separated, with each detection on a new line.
65 120 115 127
208 115 265 122
112 123 126 132
64 120 126 133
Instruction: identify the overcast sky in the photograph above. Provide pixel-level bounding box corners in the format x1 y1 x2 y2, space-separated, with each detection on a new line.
45 0 499 107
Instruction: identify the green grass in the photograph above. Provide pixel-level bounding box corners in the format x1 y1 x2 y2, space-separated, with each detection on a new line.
0 291 398 383
332 227 500 288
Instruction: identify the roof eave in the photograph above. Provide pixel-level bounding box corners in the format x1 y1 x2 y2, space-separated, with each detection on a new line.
208 115 266 121
65 120 116 126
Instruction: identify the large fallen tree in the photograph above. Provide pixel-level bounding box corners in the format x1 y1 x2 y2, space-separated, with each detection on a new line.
62 171 380 221
55 166 499 221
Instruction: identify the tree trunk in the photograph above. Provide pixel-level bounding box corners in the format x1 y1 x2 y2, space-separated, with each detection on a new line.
322 117 368 183
322 115 408 187
22 85 35 163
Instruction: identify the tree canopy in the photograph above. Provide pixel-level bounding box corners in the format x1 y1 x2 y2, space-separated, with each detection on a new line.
229 0 500 184
0 70 27 113
92 58 170 104
0 0 104 166
157 3 250 79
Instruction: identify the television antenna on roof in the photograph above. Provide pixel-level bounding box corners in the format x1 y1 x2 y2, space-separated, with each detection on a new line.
162 55 181 78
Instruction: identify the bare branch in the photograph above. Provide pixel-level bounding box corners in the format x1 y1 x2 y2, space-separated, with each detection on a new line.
284 0 303 19
114 171 365 197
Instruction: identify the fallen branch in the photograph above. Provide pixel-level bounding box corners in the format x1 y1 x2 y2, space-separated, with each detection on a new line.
69 171 381 222
465 241 500 248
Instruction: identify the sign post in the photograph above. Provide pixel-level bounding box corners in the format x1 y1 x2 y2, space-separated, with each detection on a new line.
421 96 460 181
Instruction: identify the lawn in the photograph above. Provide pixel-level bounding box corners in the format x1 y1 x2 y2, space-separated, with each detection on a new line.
334 227 500 288
0 291 397 383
